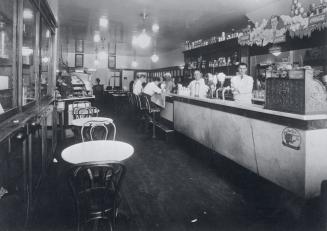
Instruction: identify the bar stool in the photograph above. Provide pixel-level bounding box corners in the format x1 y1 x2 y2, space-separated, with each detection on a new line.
141 94 161 138
127 92 135 115
68 162 126 231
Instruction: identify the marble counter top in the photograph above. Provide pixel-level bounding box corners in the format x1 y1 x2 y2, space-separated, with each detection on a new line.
170 94 327 121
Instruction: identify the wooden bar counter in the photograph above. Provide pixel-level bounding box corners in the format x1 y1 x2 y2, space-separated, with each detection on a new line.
167 94 327 198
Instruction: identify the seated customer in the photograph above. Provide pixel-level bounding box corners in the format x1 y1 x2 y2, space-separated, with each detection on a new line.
142 77 162 118
143 77 162 97
133 74 147 95
187 70 208 98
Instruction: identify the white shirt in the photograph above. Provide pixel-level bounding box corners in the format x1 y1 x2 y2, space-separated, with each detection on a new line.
143 82 162 96
188 78 209 98
133 79 143 95
231 74 253 104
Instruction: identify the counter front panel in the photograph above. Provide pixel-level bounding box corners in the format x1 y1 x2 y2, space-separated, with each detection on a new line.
172 94 327 198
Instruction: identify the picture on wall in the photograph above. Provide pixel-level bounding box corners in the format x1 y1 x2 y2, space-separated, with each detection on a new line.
108 56 116 68
75 39 84 53
108 42 116 54
75 54 84 67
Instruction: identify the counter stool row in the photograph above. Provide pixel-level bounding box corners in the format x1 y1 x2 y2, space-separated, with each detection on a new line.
127 92 160 138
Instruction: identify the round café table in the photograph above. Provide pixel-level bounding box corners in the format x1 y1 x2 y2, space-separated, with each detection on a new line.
61 140 134 164
71 117 113 127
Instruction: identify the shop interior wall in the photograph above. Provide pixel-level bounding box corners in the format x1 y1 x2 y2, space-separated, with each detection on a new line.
151 47 185 69
58 37 151 86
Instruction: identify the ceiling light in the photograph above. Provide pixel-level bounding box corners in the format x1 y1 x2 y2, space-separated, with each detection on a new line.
151 54 159 63
136 29 151 49
132 60 138 68
93 31 101 42
269 46 282 56
23 9 33 20
99 17 108 28
152 23 159 33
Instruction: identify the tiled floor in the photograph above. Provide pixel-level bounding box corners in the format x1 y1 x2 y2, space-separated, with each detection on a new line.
30 103 323 231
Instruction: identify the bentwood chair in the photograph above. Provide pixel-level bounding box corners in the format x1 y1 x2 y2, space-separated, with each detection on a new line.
68 162 126 231
81 119 116 142
141 94 161 138
74 107 99 119
72 101 91 120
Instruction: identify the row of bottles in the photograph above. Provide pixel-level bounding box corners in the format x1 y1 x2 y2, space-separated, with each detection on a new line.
186 52 239 70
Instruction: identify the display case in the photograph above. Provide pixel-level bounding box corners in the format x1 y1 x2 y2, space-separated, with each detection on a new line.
265 68 327 114
0 1 16 113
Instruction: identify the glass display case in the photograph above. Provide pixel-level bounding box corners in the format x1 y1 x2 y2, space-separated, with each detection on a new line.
40 18 52 97
22 0 36 105
0 0 15 113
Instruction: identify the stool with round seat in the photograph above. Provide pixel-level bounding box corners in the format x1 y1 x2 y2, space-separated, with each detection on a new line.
140 94 161 138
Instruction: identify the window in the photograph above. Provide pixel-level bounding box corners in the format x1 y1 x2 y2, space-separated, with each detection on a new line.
40 18 52 97
22 0 36 105
0 0 15 113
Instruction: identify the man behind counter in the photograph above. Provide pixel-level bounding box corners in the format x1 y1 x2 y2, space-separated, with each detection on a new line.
230 63 253 104
188 70 208 98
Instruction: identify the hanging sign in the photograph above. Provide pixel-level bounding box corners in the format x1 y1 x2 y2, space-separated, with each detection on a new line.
238 16 287 46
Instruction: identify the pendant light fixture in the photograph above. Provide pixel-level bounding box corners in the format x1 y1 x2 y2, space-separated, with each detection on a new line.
93 31 101 43
151 24 159 63
132 12 153 49
151 54 159 63
99 16 108 28
152 23 159 33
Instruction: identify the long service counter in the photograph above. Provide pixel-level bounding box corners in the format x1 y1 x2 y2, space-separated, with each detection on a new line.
162 94 327 198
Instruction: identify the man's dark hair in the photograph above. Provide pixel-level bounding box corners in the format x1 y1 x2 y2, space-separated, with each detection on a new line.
140 74 146 79
238 62 248 68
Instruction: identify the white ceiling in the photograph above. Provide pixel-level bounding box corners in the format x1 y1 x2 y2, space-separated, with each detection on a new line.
58 0 294 52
